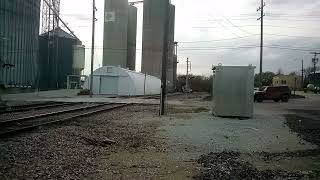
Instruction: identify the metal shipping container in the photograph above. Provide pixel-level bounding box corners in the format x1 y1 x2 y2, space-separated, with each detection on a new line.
0 0 41 90
212 65 255 118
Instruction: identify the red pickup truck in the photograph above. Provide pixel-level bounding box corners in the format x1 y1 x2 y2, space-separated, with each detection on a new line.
254 86 291 103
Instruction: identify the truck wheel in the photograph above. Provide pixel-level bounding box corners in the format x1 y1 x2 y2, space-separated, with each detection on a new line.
273 98 280 102
281 95 289 102
256 95 263 102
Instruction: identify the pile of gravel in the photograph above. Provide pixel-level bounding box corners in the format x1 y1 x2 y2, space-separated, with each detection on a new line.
193 151 312 180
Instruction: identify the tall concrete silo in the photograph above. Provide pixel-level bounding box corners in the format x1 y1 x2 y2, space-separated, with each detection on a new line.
167 4 176 91
102 0 129 68
127 5 137 71
141 0 175 88
0 0 41 91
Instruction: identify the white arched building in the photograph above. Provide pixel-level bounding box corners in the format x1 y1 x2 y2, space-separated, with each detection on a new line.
84 66 161 96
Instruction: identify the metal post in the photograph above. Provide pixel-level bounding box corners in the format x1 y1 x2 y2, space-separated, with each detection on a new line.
160 0 170 116
90 0 96 98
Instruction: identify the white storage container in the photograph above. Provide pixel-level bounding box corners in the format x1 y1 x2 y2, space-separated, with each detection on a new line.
212 65 255 118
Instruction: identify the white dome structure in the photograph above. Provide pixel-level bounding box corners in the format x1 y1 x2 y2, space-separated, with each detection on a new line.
84 66 161 96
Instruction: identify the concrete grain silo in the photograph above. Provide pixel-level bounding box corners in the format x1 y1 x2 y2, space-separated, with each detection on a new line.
103 0 129 68
167 4 176 91
141 0 167 79
0 0 41 92
127 5 137 71
141 0 175 91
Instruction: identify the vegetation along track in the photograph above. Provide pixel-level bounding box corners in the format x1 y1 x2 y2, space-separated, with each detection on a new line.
0 102 82 114
0 103 130 137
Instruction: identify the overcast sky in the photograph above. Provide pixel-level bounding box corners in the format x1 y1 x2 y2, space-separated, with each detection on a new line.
58 0 320 76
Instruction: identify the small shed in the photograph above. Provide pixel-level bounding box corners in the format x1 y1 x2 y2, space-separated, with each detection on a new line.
83 66 161 96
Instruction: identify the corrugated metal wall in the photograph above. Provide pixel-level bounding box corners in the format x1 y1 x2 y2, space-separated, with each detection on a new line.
39 31 81 91
0 0 41 89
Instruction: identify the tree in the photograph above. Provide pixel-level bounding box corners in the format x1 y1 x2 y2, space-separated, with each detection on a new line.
276 68 283 75
176 74 212 92
254 71 275 87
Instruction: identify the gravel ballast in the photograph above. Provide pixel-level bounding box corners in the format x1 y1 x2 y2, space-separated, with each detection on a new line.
0 105 162 179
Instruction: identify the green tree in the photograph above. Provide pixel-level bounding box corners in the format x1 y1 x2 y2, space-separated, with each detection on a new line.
254 72 275 87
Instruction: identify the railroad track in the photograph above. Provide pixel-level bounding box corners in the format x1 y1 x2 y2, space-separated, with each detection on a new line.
0 103 130 137
0 102 81 114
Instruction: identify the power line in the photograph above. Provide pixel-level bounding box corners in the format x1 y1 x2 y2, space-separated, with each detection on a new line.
208 15 242 38
178 35 259 43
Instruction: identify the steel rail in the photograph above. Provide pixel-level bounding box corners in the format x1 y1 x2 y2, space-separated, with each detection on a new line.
0 103 109 125
0 103 131 137
0 102 79 114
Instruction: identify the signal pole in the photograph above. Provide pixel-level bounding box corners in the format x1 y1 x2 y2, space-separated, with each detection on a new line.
90 0 97 98
257 0 265 86
160 0 170 115
310 52 320 74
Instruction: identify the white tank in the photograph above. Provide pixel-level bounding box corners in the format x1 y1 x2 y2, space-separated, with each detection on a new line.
72 45 85 70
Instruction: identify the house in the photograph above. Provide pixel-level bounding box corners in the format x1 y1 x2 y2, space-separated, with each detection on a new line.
308 71 320 87
273 75 303 90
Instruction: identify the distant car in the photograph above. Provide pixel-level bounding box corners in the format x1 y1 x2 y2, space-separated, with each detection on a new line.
254 86 291 103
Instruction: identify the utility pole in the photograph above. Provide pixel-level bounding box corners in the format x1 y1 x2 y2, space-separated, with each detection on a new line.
257 0 265 86
186 58 191 91
310 52 320 74
90 0 97 98
160 0 170 116
301 59 304 88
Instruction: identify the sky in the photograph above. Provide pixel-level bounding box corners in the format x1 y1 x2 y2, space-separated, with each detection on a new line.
57 0 320 76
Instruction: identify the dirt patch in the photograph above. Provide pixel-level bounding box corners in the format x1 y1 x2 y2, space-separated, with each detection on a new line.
193 151 317 180
168 107 209 114
285 110 320 146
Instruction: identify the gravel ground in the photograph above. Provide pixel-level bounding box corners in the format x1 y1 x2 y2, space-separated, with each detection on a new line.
0 105 163 179
193 151 316 180
285 109 320 146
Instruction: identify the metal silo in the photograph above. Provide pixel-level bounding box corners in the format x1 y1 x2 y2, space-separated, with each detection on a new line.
0 0 41 91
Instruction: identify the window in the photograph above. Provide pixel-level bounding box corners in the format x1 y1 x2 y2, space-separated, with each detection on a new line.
281 80 287 84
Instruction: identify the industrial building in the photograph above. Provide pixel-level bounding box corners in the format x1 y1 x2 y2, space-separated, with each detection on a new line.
103 0 138 70
39 28 84 91
0 0 41 92
141 0 176 90
83 66 161 96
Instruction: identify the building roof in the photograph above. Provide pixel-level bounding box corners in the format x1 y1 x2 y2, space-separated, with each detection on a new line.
40 28 79 41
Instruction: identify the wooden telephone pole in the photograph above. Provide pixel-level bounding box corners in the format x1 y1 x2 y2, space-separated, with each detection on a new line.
257 0 266 86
